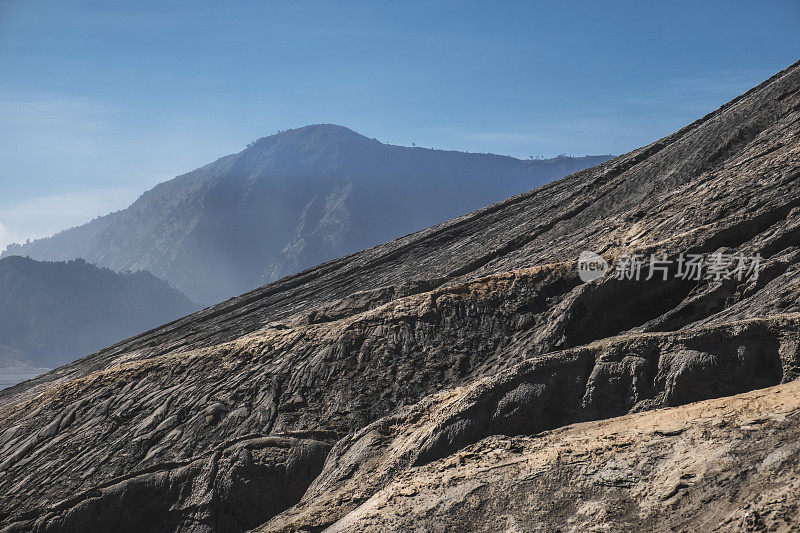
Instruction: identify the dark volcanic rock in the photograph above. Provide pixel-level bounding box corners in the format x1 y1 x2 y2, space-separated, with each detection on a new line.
1 60 800 532
4 435 330 533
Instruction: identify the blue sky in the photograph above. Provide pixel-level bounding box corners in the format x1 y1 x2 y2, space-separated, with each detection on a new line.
0 0 799 250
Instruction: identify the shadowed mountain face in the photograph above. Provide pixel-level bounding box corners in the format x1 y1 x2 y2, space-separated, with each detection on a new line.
0 256 197 370
0 61 799 532
1 126 612 305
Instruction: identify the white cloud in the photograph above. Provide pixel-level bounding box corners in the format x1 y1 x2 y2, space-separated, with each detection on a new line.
0 188 141 253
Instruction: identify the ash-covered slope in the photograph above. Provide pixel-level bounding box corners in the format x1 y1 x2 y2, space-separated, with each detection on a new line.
0 60 799 532
1 126 610 305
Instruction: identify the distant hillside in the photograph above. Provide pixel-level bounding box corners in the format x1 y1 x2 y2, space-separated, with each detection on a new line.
2 125 612 304
0 256 197 368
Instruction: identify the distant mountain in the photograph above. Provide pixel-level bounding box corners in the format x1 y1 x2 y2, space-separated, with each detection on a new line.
0 256 197 369
2 125 612 304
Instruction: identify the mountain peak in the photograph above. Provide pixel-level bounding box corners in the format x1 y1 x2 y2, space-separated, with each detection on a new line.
251 124 375 152
289 124 361 136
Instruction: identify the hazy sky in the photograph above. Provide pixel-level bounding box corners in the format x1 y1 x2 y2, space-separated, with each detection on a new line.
1 0 799 250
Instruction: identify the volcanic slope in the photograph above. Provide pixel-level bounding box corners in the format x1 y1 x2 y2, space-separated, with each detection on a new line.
1 60 800 532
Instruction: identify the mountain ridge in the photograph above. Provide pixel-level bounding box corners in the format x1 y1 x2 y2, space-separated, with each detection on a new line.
1 126 612 305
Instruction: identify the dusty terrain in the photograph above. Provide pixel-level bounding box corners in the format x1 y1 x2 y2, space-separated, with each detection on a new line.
324 375 800 532
0 60 799 531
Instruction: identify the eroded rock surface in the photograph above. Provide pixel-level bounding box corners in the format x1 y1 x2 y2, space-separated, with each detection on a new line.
1 60 799 532
321 377 800 532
